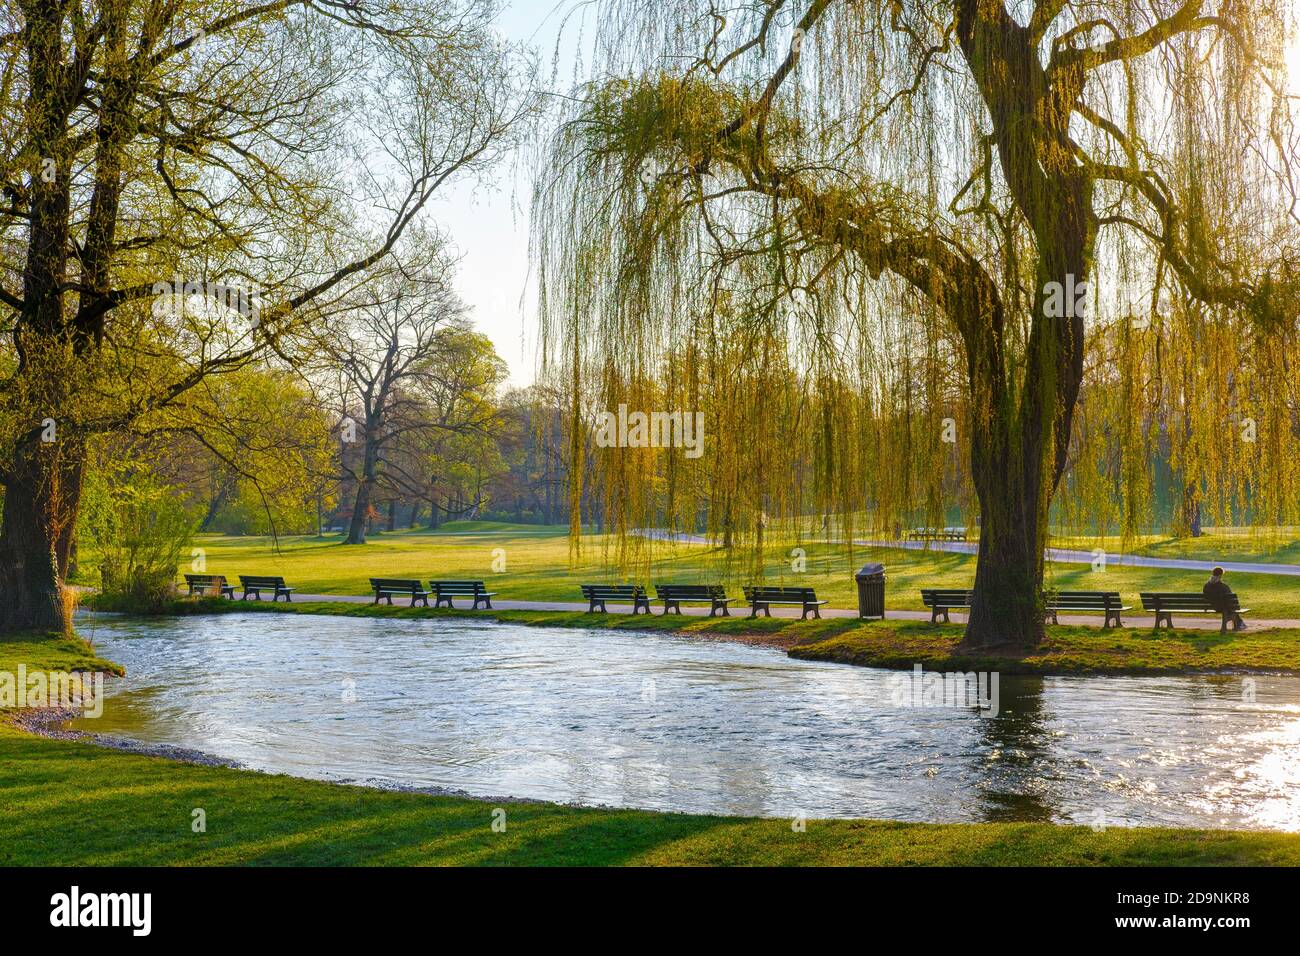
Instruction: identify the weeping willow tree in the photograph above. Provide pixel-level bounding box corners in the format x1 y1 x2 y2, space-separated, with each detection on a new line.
533 0 1300 649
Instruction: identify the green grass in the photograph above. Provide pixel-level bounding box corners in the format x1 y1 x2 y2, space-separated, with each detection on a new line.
6 723 1300 865
0 631 124 676
1051 526 1300 564
787 619 1300 675
106 522 1300 620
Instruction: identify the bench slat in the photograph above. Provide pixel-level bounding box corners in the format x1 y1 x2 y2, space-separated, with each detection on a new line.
429 580 496 609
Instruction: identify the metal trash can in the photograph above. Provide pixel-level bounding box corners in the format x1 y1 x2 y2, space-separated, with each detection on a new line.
855 563 885 619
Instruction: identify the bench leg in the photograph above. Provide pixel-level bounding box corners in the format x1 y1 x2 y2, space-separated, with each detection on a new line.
750 604 759 618
283 591 291 602
372 594 381 605
930 607 940 623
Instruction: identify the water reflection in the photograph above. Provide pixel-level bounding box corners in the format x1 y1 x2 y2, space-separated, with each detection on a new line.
69 612 1300 829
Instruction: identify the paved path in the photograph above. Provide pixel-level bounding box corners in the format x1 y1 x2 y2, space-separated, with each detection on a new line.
854 539 1300 577
283 592 1300 632
632 528 1300 577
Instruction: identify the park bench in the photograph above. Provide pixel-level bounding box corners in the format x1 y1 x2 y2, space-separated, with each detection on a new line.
743 585 827 619
580 584 651 614
920 588 974 623
655 584 731 617
239 575 295 602
183 573 235 599
907 527 967 542
1043 590 1129 628
429 580 497 610
1140 592 1249 632
369 578 429 607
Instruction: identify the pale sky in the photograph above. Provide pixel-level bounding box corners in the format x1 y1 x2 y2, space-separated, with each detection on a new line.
430 1 585 387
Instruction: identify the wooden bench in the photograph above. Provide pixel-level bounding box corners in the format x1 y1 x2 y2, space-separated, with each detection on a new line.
907 527 967 542
655 584 730 617
920 588 973 623
1044 590 1129 628
183 573 235 599
369 578 429 607
1140 592 1249 632
580 584 651 614
743 585 827 619
429 580 496 610
239 575 295 602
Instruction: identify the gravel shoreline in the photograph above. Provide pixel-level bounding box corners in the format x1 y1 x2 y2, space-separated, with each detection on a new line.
4 706 243 768
3 706 620 808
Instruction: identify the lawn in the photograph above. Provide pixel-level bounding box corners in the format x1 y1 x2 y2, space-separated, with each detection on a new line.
6 723 1300 865
107 521 1300 619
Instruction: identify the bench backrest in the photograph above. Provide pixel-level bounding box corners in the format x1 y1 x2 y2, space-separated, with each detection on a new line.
240 575 287 587
581 584 647 598
1140 591 1241 611
185 574 227 585
430 580 489 594
1045 590 1123 609
920 588 974 606
743 585 818 601
370 578 423 592
656 584 725 599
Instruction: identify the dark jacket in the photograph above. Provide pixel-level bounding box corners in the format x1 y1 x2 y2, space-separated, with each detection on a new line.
1202 578 1235 613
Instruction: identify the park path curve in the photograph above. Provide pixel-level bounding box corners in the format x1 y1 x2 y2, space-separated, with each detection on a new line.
633 527 1300 577
280 592 1300 632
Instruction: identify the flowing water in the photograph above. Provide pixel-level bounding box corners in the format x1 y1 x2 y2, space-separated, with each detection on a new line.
70 612 1300 829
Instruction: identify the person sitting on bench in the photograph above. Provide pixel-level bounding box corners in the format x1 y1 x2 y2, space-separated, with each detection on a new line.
1202 567 1246 631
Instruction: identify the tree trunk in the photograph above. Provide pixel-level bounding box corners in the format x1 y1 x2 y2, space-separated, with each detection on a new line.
345 436 378 544
0 437 85 634
963 437 1045 649
200 479 233 531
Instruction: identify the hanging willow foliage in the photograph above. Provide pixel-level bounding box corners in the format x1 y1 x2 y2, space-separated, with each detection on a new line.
531 0 1300 646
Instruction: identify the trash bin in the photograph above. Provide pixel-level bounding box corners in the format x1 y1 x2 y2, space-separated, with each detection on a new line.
855 563 885 619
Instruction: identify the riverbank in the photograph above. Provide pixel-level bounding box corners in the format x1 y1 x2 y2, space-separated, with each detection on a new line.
6 631 1300 865
93 596 1300 676
6 726 1300 865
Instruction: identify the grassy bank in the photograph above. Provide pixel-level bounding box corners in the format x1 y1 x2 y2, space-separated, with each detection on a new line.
0 630 124 676
6 723 1300 865
96 597 1300 676
93 523 1300 620
5 631 1300 865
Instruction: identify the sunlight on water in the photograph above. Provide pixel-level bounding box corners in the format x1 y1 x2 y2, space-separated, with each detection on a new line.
71 612 1300 829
